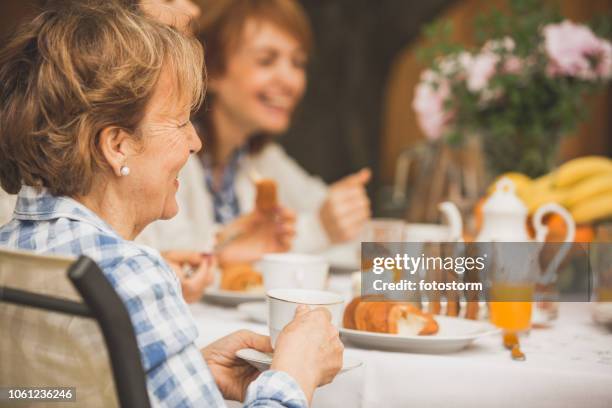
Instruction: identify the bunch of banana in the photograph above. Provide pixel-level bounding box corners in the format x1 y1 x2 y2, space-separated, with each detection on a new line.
488 156 612 224
553 156 612 188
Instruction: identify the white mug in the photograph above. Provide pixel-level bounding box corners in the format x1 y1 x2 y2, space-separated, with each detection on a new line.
267 288 343 348
258 253 329 291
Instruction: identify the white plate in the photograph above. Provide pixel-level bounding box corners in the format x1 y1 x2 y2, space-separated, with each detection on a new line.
340 316 499 353
236 348 362 374
203 288 265 307
238 301 267 324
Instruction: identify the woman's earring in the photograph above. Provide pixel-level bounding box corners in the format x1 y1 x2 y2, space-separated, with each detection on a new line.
120 165 130 176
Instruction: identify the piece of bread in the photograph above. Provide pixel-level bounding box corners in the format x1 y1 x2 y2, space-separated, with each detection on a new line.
255 178 278 213
343 296 363 329
344 297 438 335
220 263 263 292
343 295 384 329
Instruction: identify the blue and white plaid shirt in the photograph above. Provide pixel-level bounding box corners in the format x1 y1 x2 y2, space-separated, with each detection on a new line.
0 186 307 408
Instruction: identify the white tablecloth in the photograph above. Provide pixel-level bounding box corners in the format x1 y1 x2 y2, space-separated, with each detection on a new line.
190 276 612 408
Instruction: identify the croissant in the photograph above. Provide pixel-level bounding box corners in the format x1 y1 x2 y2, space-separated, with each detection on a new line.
343 295 383 329
344 297 438 335
255 178 278 213
220 263 263 292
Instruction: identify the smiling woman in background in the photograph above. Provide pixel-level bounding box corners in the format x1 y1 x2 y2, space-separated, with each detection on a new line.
139 0 372 254
136 0 299 300
0 2 342 405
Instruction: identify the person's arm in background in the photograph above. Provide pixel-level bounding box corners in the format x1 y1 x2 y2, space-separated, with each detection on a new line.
320 168 371 243
215 207 296 265
253 144 371 253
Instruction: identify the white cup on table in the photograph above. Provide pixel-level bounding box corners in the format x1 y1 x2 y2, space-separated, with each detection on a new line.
258 253 329 291
267 288 343 348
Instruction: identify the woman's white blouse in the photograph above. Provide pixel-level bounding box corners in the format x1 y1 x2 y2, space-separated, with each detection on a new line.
137 143 331 253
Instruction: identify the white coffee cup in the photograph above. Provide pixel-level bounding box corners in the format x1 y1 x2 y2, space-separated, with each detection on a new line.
258 253 329 291
267 288 343 348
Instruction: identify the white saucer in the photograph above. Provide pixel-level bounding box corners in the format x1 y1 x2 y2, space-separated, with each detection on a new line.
236 348 363 374
237 301 267 324
203 288 265 307
340 316 499 353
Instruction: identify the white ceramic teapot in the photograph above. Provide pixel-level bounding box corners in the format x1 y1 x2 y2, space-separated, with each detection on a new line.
442 177 576 284
475 177 575 244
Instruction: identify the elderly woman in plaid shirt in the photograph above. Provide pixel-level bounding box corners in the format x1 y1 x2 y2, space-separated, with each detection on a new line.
0 2 343 407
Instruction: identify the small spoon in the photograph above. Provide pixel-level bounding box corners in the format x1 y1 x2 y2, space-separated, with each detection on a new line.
503 331 526 361
511 344 526 361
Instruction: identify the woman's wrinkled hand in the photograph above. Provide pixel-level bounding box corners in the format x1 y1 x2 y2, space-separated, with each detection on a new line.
202 329 273 402
320 168 371 243
271 305 344 403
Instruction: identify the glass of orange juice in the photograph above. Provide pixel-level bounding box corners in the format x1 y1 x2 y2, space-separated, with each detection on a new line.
489 284 534 332
487 243 538 334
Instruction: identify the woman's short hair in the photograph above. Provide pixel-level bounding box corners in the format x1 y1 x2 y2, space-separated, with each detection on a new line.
0 1 205 196
197 0 312 156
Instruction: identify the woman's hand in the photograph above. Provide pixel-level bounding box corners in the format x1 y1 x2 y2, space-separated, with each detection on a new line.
201 330 273 402
162 251 215 303
216 207 296 265
320 168 372 243
271 305 344 403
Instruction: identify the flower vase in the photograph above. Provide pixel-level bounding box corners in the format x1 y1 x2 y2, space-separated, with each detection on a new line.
480 130 562 180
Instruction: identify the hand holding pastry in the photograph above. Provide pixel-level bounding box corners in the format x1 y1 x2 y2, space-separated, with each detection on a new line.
162 251 215 303
320 168 372 243
271 305 344 403
216 206 296 265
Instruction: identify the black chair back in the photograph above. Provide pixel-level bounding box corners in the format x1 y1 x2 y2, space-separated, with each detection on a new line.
0 249 151 408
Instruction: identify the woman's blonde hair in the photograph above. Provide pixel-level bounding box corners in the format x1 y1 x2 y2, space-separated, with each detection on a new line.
0 1 205 196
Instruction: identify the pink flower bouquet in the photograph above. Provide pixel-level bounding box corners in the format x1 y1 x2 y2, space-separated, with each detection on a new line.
413 1 611 177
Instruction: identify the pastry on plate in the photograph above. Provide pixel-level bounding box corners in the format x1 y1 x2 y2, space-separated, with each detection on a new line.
220 263 264 293
343 297 438 336
343 295 383 329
